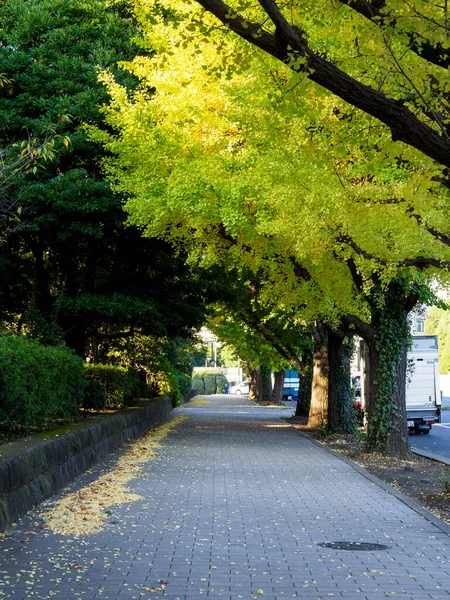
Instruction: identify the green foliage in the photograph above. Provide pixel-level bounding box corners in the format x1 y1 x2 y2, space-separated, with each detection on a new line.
145 357 191 407
0 336 84 431
84 363 142 409
190 347 208 367
192 368 228 394
425 306 450 373
175 369 192 398
82 379 108 411
217 343 239 367
206 276 308 375
0 0 212 360
102 334 195 406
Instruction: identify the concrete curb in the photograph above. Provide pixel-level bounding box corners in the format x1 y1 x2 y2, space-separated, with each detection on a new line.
0 397 173 532
294 429 450 537
411 446 450 465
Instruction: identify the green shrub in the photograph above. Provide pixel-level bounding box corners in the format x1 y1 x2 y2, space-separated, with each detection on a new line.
192 369 228 396
175 369 192 398
145 358 190 407
82 379 108 411
84 364 142 409
0 336 84 432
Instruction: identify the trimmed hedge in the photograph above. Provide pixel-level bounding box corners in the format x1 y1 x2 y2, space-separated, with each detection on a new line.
83 363 142 409
0 336 85 431
192 369 228 395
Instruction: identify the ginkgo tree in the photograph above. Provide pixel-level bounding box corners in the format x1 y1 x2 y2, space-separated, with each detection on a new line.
95 0 450 456
150 0 450 257
188 0 450 169
206 274 312 404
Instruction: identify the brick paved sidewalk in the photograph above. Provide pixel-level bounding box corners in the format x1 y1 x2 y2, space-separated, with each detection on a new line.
1 395 450 600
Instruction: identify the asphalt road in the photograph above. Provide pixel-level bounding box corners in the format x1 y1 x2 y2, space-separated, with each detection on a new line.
410 399 450 460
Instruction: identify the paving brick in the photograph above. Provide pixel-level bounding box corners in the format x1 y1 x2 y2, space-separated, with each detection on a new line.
2 395 450 600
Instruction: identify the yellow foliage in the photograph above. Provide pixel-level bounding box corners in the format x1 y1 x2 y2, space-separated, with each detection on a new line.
41 416 187 536
93 0 450 324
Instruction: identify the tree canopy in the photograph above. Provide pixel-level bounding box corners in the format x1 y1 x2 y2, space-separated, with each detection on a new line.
93 0 450 455
98 0 450 326
0 0 213 357
425 305 450 372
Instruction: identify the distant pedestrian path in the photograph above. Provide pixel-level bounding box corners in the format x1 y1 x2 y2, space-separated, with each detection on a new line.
1 395 450 599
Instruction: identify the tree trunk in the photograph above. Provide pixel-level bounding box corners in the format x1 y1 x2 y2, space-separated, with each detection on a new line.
271 370 285 405
248 367 259 401
343 279 417 457
327 331 354 432
260 365 272 402
365 340 380 432
62 315 87 357
386 347 410 458
307 326 328 429
296 344 313 417
365 337 411 458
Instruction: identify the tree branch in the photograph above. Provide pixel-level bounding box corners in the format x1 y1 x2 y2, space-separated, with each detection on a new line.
337 0 450 69
339 233 450 269
341 314 376 340
194 0 450 168
411 213 450 247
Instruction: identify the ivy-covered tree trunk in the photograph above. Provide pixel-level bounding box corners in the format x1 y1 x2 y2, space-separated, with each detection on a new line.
365 337 410 458
296 344 313 417
271 369 285 405
327 331 354 433
307 325 328 429
364 282 412 458
260 365 272 402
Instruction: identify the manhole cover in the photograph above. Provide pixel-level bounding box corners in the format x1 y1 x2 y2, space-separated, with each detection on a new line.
318 541 389 551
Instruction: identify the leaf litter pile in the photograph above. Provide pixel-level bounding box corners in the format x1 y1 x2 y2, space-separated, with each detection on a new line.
41 415 187 537
189 396 211 406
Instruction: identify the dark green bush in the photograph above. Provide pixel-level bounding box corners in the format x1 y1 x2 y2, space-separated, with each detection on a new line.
192 369 228 395
175 369 192 398
84 364 142 409
0 336 84 432
82 379 108 411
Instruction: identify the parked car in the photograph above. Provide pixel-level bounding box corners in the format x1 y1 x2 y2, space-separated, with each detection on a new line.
230 380 249 395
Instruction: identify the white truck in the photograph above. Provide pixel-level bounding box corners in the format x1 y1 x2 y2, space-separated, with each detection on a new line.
406 335 441 434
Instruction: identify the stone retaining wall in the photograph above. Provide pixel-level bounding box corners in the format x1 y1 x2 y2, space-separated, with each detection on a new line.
0 397 173 531
182 389 198 404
